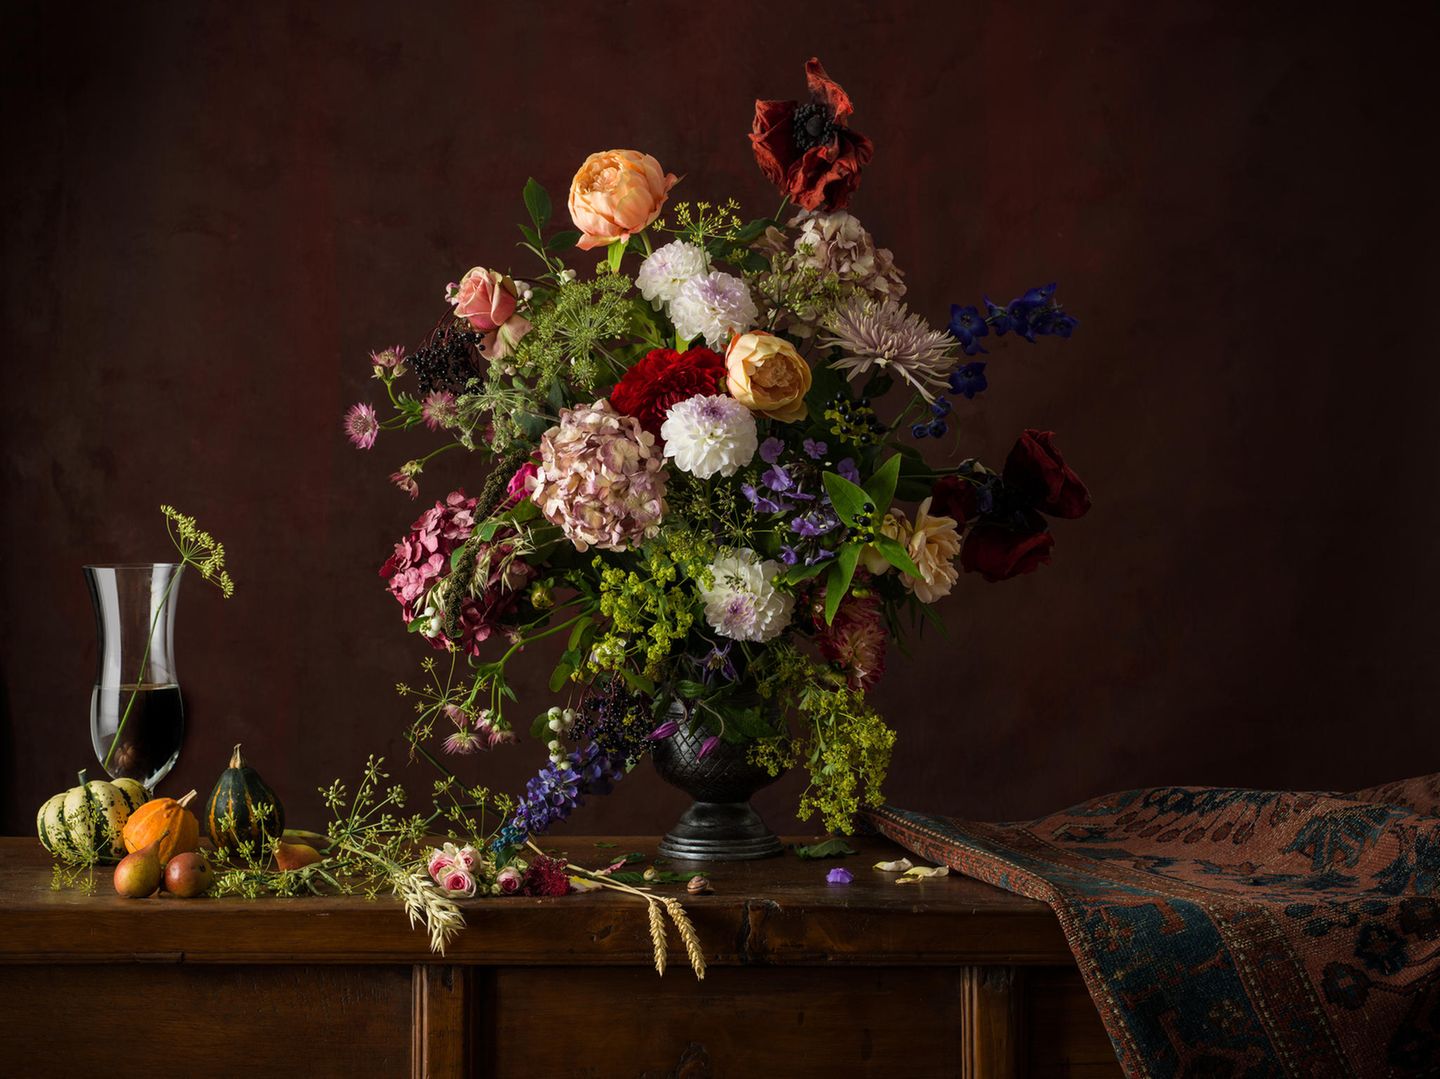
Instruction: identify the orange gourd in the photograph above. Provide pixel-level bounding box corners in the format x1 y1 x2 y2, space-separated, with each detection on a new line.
122 790 199 864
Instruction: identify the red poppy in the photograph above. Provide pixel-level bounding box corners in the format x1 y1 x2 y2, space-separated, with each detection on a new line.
750 58 874 212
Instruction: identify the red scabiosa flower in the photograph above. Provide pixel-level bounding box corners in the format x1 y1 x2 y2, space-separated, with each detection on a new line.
750 58 874 212
520 855 573 897
609 346 727 438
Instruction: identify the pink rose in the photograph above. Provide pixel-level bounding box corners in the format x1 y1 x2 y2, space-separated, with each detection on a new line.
427 849 453 882
456 845 479 872
568 150 677 251
441 868 476 898
449 267 516 332
504 462 539 508
495 866 522 895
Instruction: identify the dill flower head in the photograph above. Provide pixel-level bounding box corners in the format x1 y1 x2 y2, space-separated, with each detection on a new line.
659 394 758 479
820 295 955 398
699 548 794 643
669 271 759 348
636 239 710 308
532 400 669 552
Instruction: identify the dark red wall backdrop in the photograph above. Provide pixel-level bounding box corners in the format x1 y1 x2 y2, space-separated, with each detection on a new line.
3 2 1438 837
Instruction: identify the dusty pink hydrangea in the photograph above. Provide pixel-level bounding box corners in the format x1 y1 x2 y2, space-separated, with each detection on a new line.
530 400 668 552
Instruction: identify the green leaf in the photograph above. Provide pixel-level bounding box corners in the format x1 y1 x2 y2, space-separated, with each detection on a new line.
522 177 552 230
872 533 922 578
731 217 774 244
793 839 858 860
548 649 580 693
823 543 861 625
864 454 901 514
605 241 625 274
518 223 542 249
530 711 554 740
607 870 703 885
620 669 656 696
546 229 582 251
822 472 873 527
674 679 709 700
720 706 777 742
778 560 829 586
566 615 594 652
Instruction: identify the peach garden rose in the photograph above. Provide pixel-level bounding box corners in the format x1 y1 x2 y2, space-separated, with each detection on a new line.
724 331 812 423
568 149 677 251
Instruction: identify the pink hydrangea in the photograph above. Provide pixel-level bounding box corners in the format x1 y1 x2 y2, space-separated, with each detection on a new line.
531 400 668 552
379 490 479 622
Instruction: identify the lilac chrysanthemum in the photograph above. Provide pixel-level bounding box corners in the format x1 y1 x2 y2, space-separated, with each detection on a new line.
636 239 710 308
344 402 379 449
669 270 758 348
820 295 956 399
531 400 668 552
659 394 758 479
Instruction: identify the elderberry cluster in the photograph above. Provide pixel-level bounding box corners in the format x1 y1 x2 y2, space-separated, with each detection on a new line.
576 681 653 767
409 328 487 396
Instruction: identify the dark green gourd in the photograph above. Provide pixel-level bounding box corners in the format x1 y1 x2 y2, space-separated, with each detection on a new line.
205 743 284 848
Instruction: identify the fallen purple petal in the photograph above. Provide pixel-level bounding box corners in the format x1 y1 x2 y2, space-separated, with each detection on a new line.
826 867 854 885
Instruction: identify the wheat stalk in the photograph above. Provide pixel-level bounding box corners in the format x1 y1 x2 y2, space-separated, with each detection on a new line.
663 897 707 981
647 900 668 977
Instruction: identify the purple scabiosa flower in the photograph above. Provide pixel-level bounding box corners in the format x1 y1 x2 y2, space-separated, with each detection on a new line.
344 402 380 449
826 868 854 885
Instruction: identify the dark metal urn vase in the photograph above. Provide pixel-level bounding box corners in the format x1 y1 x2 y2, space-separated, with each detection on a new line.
651 709 783 861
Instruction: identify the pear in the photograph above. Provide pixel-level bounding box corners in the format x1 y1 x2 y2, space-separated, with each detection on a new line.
163 851 214 898
274 840 321 871
113 837 164 898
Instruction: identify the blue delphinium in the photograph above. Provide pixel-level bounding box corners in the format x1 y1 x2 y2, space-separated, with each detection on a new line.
948 362 988 400
493 740 625 848
947 304 990 356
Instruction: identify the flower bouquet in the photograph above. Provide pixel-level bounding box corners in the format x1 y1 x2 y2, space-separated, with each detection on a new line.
348 58 1090 859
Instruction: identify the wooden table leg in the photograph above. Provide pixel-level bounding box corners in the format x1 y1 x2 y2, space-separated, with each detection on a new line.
412 965 467 1078
961 965 1024 1079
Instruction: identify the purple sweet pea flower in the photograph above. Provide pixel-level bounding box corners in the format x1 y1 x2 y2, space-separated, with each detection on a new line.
759 437 786 464
803 438 827 460
762 464 796 493
778 546 799 565
826 868 854 885
836 457 860 483
805 548 835 565
742 483 794 515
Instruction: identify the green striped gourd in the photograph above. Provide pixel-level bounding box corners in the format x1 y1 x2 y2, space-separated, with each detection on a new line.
36 771 149 863
205 743 284 849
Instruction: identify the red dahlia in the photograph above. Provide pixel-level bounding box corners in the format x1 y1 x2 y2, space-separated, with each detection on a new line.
610 346 727 437
750 58 874 212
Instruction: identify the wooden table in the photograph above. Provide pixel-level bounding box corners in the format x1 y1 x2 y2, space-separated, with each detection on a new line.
0 835 1119 1078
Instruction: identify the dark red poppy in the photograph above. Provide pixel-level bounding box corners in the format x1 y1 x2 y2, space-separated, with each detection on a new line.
750 58 874 212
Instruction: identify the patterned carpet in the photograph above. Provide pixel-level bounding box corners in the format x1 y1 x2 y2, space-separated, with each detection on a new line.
866 774 1440 1077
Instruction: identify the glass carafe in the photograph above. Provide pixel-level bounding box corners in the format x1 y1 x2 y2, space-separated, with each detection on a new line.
85 563 185 788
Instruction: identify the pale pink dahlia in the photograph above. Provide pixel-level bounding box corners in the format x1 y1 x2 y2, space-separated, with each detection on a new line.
344 402 379 449
531 400 668 552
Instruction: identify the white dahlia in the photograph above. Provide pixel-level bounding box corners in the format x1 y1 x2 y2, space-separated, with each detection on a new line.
636 240 710 308
669 270 758 348
659 394 758 479
699 548 794 643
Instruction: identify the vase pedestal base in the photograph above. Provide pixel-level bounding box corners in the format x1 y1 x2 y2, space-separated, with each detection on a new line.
658 801 783 861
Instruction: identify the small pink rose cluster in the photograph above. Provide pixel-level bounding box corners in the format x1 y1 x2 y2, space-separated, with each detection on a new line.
427 842 482 898
446 267 532 360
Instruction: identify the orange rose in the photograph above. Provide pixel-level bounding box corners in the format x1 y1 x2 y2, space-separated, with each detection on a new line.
724 331 812 423
568 150 677 251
